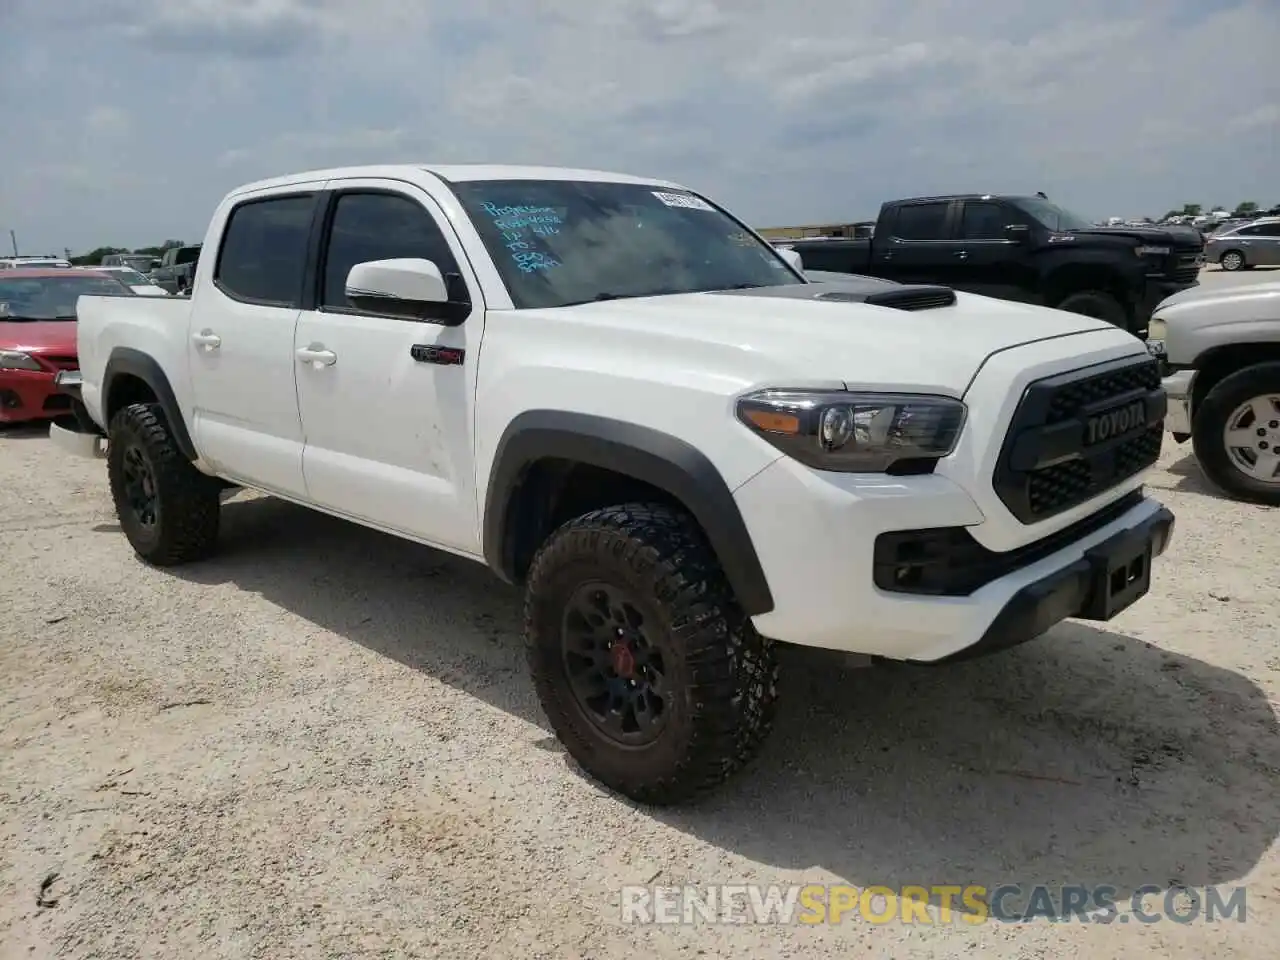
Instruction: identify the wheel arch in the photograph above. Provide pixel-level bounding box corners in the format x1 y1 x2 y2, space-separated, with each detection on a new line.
482 411 775 616
102 347 198 461
1190 346 1280 419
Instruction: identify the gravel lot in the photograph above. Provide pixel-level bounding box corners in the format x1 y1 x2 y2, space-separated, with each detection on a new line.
3 267 1278 959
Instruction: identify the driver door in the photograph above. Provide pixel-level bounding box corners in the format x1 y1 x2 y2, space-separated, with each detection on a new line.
293 180 487 554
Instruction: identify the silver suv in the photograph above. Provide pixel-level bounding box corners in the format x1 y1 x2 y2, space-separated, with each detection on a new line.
1205 217 1280 271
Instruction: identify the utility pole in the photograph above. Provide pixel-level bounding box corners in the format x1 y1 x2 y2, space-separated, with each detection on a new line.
8 230 16 256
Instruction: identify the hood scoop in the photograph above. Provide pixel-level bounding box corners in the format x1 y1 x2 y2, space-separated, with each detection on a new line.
817 285 956 312
710 280 956 311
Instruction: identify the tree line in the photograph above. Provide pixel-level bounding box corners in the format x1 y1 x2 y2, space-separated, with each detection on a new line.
1159 201 1277 221
66 239 188 267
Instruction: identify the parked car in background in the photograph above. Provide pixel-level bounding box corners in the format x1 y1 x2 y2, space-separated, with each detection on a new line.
100 253 162 273
150 244 201 294
53 163 1174 803
1149 279 1280 503
0 268 133 424
1203 217 1280 271
0 256 73 270
86 265 170 296
782 194 1204 338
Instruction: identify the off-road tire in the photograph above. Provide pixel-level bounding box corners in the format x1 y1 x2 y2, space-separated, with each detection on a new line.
1054 290 1128 328
107 402 222 565
1191 363 1280 506
524 502 779 805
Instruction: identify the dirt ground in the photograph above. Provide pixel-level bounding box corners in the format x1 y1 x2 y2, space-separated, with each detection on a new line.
2 268 1279 959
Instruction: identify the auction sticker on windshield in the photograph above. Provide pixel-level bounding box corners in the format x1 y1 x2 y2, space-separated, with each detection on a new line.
652 191 714 211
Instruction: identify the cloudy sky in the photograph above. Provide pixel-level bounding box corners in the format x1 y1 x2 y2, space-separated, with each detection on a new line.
1 0 1276 254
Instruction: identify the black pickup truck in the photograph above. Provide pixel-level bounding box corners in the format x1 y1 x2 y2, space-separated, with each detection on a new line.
784 194 1205 337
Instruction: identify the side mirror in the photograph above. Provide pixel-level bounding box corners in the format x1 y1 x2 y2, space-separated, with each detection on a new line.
777 247 804 272
345 258 468 323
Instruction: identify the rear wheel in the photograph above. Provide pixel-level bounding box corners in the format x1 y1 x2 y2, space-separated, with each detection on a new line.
107 402 222 564
1191 363 1280 505
1219 249 1246 271
524 503 778 805
1054 290 1128 328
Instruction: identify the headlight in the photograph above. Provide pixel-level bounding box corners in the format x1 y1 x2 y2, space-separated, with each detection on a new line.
0 350 42 371
1147 318 1166 342
1135 245 1171 257
735 389 966 472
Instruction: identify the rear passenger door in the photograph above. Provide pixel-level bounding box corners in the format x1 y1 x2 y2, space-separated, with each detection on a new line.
187 189 318 497
877 201 961 286
951 200 1037 301
293 181 486 553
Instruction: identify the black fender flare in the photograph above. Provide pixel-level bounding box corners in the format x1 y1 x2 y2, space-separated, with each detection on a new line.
482 411 775 616
102 347 198 461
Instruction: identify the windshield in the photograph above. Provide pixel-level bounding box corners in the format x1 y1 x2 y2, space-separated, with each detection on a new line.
0 274 132 320
449 179 804 309
108 268 150 285
1011 198 1096 233
117 256 154 272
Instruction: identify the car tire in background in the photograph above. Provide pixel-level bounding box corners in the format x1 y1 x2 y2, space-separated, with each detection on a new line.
1191 362 1280 506
1219 249 1246 271
1054 290 1128 328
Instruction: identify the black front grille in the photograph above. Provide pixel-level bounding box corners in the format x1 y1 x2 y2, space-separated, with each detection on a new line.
994 355 1165 524
1166 251 1203 285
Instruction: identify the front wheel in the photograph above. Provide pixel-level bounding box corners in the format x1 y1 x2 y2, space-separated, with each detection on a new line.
1191 363 1280 505
107 402 222 565
1054 290 1128 328
524 503 779 805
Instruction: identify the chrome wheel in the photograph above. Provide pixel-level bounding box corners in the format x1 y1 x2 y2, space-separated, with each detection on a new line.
1221 251 1244 271
1222 394 1280 484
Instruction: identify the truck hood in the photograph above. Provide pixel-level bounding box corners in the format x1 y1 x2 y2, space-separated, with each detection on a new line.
530 283 1126 396
0 320 77 354
1066 224 1204 248
1156 279 1280 313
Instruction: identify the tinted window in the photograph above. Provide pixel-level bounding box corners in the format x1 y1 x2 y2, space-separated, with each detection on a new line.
959 202 1008 240
892 203 949 240
215 196 313 305
321 192 459 310
449 179 804 309
1252 222 1280 237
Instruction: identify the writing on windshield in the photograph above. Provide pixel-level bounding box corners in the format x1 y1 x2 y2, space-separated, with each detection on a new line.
453 179 801 309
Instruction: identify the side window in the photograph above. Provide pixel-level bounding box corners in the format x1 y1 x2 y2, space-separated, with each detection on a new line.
1253 222 1280 237
215 195 314 305
321 192 459 311
959 202 1008 240
892 202 949 241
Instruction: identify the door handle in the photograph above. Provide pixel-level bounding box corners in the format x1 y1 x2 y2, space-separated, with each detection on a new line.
296 344 337 367
191 330 221 350
953 250 968 260
882 252 894 261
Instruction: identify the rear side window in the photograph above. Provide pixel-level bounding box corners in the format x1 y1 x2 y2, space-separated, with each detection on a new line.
892 202 949 240
959 202 1007 240
1252 222 1280 237
215 195 315 305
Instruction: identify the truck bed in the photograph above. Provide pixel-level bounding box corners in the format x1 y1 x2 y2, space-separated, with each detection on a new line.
782 237 872 274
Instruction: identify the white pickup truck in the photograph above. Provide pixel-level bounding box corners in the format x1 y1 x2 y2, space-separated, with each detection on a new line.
1149 279 1280 504
52 163 1174 804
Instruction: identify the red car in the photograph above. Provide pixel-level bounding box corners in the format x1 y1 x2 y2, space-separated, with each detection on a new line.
0 268 133 424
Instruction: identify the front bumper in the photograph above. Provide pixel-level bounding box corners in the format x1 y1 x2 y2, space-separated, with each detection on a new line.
1161 368 1195 436
733 456 1174 661
0 369 68 423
